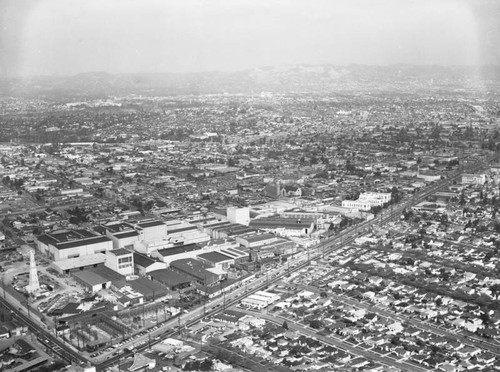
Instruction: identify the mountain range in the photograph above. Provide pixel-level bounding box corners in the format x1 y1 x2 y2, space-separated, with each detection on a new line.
1 64 499 99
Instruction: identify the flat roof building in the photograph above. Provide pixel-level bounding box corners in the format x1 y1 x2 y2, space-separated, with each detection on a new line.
105 248 134 276
36 229 113 268
133 252 167 276
170 258 219 287
197 251 234 271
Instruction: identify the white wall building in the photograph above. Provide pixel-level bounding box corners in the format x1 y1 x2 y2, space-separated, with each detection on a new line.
135 219 168 243
462 173 486 185
227 206 250 226
105 248 134 276
36 232 113 262
359 192 392 204
341 200 372 211
342 192 392 211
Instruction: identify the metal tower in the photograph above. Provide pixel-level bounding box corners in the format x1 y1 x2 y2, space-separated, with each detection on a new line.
26 250 40 294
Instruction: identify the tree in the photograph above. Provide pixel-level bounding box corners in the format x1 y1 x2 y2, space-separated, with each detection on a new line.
282 321 289 330
309 320 323 329
68 216 80 225
200 359 214 371
143 200 155 210
480 311 490 325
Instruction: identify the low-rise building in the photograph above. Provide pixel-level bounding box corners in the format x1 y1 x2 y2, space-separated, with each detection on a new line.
462 173 486 185
105 248 134 276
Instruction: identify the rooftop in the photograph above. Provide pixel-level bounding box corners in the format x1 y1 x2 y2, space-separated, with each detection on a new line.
109 248 131 256
136 220 166 229
198 251 234 263
157 244 201 257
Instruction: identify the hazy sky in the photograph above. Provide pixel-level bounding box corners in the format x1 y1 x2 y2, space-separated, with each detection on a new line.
1 0 499 77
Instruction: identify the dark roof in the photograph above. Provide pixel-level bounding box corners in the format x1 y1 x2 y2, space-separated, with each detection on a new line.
37 230 102 245
133 253 157 268
56 235 111 250
109 248 131 256
170 258 218 283
73 270 110 286
212 208 227 216
137 220 165 229
205 221 230 228
36 234 59 246
149 269 192 288
88 265 125 282
60 302 81 314
127 277 169 299
157 244 201 257
114 230 139 239
105 222 135 233
92 225 107 235
167 225 197 234
198 251 233 264
242 233 276 243
12 339 35 355
74 229 98 238
250 218 315 229
211 223 256 236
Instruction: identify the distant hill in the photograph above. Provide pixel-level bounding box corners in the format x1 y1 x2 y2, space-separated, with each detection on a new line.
1 65 499 99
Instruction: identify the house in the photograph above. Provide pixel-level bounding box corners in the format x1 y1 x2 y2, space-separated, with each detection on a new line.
456 346 482 358
387 321 403 334
439 362 458 372
134 253 167 275
461 173 486 185
281 186 302 197
350 357 370 368
0 325 10 339
477 352 496 364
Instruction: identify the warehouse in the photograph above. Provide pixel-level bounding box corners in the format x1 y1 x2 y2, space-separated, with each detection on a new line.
149 268 192 291
170 258 219 287
240 290 281 309
73 270 111 294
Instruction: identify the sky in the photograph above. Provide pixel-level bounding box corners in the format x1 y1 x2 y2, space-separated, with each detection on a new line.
0 0 499 77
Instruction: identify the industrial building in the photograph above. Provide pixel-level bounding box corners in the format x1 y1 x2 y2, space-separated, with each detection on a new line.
240 291 281 309
36 229 113 272
105 248 134 276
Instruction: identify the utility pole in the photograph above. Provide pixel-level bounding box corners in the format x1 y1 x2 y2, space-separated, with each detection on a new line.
203 293 206 319
177 313 182 337
26 297 31 319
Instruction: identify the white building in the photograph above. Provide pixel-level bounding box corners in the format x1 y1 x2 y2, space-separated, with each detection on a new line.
359 192 391 204
165 219 211 246
462 173 486 185
235 233 279 248
135 219 168 243
342 192 392 211
105 248 134 276
36 230 113 262
341 200 372 211
241 291 281 309
227 206 250 226
104 222 140 249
